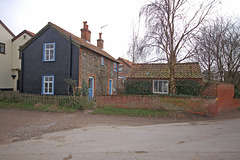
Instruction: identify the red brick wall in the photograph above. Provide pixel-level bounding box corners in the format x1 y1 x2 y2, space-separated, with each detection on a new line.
202 82 240 116
97 95 217 115
201 82 218 97
97 82 240 116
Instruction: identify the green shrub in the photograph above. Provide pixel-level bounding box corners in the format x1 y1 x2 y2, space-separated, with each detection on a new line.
176 80 201 96
124 80 152 95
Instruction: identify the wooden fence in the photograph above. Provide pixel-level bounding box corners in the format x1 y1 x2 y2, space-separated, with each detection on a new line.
0 91 71 105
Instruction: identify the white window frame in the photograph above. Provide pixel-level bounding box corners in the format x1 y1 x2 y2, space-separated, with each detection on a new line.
43 42 55 62
114 62 117 72
119 64 123 73
101 56 104 66
42 75 54 95
153 80 169 94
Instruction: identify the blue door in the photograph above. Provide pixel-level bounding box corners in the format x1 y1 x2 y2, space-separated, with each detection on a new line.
88 77 94 98
109 79 112 95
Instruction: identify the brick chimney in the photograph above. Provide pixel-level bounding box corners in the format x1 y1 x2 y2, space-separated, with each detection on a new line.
81 21 91 42
97 33 104 49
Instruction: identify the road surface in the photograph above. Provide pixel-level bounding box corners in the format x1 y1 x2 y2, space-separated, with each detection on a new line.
0 118 239 160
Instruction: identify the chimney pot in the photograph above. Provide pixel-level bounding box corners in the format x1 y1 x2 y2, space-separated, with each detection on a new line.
83 21 87 28
81 21 91 42
97 32 104 49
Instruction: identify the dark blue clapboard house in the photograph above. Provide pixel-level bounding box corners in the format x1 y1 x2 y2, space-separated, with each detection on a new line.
20 21 119 97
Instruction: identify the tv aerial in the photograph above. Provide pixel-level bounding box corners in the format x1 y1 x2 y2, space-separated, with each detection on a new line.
100 25 108 33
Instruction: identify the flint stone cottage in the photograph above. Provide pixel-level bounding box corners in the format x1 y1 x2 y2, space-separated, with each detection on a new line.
126 62 203 94
20 21 119 97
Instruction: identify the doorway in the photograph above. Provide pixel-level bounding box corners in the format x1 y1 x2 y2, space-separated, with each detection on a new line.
88 77 94 98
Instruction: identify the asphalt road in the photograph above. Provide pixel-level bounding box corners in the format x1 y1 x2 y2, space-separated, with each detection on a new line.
0 118 240 160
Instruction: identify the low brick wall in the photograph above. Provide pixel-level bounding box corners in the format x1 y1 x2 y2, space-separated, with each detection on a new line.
97 82 240 116
97 95 217 115
202 82 240 116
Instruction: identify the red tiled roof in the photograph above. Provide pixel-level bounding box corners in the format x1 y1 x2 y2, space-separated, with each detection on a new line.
127 62 202 79
20 22 118 63
118 57 133 67
0 20 15 37
12 30 35 42
48 22 118 62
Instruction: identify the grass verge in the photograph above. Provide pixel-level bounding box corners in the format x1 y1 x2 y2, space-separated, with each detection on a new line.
92 107 168 117
0 101 77 113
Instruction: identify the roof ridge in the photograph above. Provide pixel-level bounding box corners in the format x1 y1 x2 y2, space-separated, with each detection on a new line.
0 20 15 37
25 30 35 36
133 62 199 65
118 57 133 67
48 22 118 62
12 30 35 42
127 62 202 79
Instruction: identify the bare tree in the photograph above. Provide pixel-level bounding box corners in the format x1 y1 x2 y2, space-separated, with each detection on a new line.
219 18 240 85
127 23 140 63
194 17 240 85
139 0 218 94
127 22 150 63
193 24 218 80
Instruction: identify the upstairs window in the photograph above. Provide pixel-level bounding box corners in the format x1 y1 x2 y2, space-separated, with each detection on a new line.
119 64 123 73
42 75 54 95
114 62 117 72
101 56 104 66
43 43 55 61
153 80 168 94
0 43 5 54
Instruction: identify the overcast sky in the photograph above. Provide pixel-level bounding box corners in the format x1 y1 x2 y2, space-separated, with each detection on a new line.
1 0 240 60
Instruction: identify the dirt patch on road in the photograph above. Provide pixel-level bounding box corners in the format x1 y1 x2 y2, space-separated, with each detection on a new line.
0 108 240 144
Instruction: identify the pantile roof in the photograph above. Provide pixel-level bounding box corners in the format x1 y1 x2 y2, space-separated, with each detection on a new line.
118 57 133 68
21 22 118 62
127 62 202 79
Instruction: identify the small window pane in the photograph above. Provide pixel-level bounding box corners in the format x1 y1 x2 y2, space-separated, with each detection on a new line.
164 81 168 92
45 83 48 92
159 81 163 92
119 64 123 73
50 54 53 60
101 56 104 65
154 81 158 92
89 79 92 88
